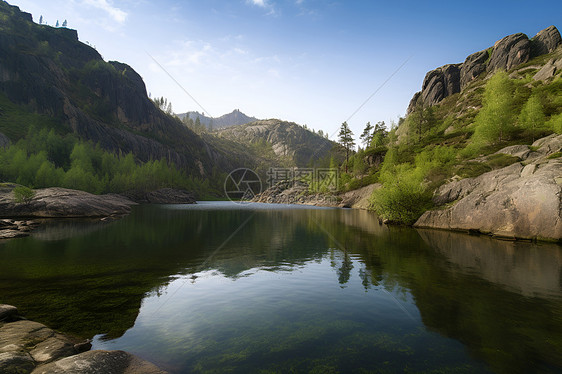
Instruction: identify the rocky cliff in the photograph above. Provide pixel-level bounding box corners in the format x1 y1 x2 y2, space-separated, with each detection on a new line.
415 134 562 242
408 26 562 113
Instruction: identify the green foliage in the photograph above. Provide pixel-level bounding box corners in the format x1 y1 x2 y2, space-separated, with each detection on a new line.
0 129 211 196
370 163 432 225
547 152 562 159
547 113 562 134
485 153 520 169
13 185 35 204
518 95 545 141
471 71 516 146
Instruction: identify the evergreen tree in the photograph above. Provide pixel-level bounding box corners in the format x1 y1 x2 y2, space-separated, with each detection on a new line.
518 95 545 142
338 121 355 173
62 19 68 27
360 122 373 148
39 15 43 24
370 121 388 148
55 20 59 27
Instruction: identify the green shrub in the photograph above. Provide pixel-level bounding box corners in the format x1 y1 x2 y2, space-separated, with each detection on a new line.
486 153 520 169
369 164 432 225
13 185 35 204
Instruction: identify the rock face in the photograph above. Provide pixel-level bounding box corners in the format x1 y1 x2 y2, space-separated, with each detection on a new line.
532 25 562 56
408 26 561 112
0 305 167 374
415 134 562 241
460 50 489 88
487 33 531 73
419 64 461 108
0 187 135 219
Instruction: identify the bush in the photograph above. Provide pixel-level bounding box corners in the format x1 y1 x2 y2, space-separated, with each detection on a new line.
369 164 433 225
13 185 35 204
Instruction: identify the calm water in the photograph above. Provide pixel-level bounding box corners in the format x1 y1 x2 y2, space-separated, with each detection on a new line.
0 202 561 373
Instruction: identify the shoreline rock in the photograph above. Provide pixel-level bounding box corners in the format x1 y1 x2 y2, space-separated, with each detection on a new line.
415 134 562 242
0 304 167 374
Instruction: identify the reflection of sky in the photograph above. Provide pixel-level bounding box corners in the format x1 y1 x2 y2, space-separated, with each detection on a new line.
92 256 473 373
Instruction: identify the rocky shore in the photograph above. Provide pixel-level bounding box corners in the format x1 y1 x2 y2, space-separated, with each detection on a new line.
0 304 167 374
0 186 196 240
415 134 562 242
252 181 379 210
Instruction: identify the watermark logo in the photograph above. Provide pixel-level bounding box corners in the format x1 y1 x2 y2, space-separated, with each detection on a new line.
224 168 262 203
267 167 339 192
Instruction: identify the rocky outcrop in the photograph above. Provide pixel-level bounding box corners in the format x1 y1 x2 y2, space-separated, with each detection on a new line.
533 55 562 81
487 33 531 73
531 25 562 56
0 187 135 219
253 180 379 210
419 64 461 108
460 50 489 88
0 305 167 374
408 26 561 112
121 188 196 204
415 134 562 242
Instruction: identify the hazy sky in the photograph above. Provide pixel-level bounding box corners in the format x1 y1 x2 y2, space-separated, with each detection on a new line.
11 0 562 138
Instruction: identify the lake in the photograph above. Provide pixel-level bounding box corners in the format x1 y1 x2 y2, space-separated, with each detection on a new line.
0 202 561 373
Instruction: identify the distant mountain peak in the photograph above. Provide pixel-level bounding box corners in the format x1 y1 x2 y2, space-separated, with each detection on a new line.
177 109 258 129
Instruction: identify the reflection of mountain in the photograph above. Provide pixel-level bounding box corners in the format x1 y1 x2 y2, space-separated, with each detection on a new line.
0 205 561 373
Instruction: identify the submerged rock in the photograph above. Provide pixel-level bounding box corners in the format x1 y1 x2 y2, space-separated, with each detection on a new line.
415 134 562 242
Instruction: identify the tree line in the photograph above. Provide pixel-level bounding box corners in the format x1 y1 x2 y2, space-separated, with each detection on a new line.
0 126 211 196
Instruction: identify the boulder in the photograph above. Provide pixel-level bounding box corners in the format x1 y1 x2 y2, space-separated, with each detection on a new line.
533 57 562 81
460 50 488 88
0 187 136 218
415 135 562 241
0 305 18 322
30 350 167 374
531 25 562 57
487 33 531 73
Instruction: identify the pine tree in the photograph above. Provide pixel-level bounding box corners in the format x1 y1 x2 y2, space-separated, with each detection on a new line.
338 121 355 173
56 20 59 27
62 19 68 27
370 121 388 148
360 122 373 148
39 15 43 24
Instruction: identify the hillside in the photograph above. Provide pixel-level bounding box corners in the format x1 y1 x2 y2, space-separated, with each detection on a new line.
0 1 252 185
216 119 341 169
177 109 258 130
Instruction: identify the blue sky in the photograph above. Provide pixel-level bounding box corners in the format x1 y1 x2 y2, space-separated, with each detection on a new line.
11 0 562 139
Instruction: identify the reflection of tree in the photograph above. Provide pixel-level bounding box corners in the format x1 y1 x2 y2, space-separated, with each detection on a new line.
337 249 353 286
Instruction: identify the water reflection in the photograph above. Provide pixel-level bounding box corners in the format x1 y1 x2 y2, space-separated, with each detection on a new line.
0 203 560 373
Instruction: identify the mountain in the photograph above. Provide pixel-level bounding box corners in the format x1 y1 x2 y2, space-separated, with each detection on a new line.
216 119 341 168
407 26 562 113
0 1 247 179
177 109 258 130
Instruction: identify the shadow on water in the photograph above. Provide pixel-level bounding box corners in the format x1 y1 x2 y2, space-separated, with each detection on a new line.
0 202 560 373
